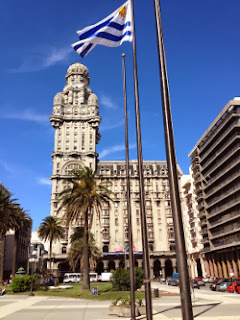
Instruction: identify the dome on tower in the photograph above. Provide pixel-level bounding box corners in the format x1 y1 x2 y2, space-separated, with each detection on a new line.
66 62 89 79
88 93 98 106
53 92 64 105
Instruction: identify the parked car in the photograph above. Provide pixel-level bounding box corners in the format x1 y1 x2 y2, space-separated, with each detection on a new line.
166 277 173 285
235 283 240 294
227 281 240 293
216 278 240 292
211 278 230 291
194 277 205 286
193 280 200 289
171 279 178 286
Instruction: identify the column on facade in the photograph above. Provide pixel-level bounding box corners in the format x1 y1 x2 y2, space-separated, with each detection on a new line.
212 255 219 278
150 258 154 280
209 259 214 278
115 259 120 270
160 259 166 279
204 259 210 278
103 260 108 272
137 259 143 268
216 254 223 279
200 255 206 278
231 251 238 278
236 250 240 276
221 253 228 278
226 252 232 277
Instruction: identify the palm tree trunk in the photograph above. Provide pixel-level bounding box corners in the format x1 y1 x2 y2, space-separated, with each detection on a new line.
82 210 90 290
0 235 6 283
49 240 52 277
12 229 19 276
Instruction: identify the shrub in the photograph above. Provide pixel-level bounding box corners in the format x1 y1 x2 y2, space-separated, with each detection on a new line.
111 267 144 291
11 276 34 293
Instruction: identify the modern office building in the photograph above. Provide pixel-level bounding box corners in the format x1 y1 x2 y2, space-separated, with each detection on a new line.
49 62 186 279
189 98 240 278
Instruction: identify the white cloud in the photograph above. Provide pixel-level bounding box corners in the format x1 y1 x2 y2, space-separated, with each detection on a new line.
100 95 117 109
100 119 124 131
99 143 136 159
9 46 73 73
0 160 15 175
2 109 49 124
38 178 52 186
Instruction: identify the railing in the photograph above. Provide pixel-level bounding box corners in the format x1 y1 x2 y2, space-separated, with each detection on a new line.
205 168 240 198
206 186 240 209
203 147 240 183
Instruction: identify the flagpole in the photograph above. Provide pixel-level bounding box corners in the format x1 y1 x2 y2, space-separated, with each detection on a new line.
122 53 136 320
129 1 153 319
153 1 193 319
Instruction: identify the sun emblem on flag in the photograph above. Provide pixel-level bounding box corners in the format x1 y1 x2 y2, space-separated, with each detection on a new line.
119 5 127 18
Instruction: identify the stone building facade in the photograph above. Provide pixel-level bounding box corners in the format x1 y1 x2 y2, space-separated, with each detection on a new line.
49 62 186 279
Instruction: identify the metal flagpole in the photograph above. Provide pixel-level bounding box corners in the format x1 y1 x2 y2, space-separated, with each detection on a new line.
129 1 153 319
122 53 136 320
153 1 193 319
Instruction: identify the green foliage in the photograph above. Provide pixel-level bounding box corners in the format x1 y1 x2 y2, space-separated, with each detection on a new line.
11 276 34 293
111 267 144 291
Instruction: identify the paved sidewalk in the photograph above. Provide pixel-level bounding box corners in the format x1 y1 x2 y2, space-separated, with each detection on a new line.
0 284 239 320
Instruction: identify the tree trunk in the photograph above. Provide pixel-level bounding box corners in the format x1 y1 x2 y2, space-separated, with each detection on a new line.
82 210 90 290
0 235 6 283
12 229 19 276
49 240 52 277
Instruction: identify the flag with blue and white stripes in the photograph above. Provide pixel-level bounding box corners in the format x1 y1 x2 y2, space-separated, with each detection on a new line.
72 1 132 58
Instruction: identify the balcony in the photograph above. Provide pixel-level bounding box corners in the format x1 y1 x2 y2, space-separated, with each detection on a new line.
196 192 204 201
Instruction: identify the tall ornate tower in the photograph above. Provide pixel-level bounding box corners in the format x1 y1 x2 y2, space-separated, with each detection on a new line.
49 63 101 264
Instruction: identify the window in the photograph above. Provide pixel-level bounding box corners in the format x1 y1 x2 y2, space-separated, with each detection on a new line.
62 246 67 254
114 202 118 208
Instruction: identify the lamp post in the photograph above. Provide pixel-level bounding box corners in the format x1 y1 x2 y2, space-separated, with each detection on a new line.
28 250 37 297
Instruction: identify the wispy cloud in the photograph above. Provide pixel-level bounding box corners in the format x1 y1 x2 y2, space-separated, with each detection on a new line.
99 143 136 159
100 95 117 109
1 109 49 124
0 160 15 175
37 178 52 186
100 119 124 131
9 46 73 73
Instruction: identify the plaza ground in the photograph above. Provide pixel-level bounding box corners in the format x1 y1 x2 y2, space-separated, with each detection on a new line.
0 283 240 319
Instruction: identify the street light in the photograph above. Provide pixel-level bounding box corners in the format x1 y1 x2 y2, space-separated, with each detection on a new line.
28 250 37 296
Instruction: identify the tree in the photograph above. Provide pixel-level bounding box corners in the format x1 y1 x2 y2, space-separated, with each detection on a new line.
12 208 32 275
68 227 100 272
58 167 112 290
0 189 19 282
38 216 64 276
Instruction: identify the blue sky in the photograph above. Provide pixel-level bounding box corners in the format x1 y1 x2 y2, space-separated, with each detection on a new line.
1 0 240 230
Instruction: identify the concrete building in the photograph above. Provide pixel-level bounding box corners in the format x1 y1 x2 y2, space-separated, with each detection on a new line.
189 98 240 279
29 231 48 274
49 62 186 279
0 181 31 279
181 172 205 279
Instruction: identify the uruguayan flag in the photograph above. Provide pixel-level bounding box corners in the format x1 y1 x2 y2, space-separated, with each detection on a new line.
72 1 132 58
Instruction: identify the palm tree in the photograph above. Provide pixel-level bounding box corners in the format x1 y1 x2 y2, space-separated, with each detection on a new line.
38 216 64 276
58 167 112 290
68 227 100 272
0 189 19 282
12 208 32 275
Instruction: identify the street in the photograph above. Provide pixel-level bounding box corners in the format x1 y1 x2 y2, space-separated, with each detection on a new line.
0 283 239 320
